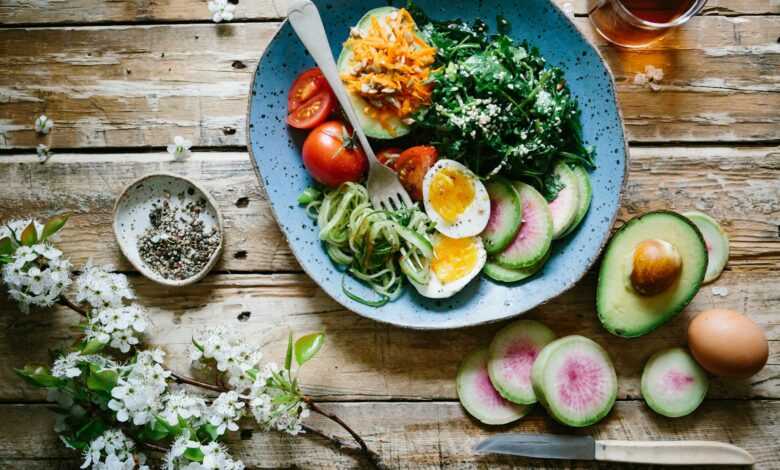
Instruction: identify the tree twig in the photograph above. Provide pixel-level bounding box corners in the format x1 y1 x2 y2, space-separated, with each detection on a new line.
58 296 87 317
169 370 228 394
142 441 169 453
304 398 381 469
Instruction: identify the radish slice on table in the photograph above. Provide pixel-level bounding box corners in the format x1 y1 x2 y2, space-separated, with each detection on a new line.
683 211 729 284
457 348 530 425
488 320 556 405
641 347 709 418
531 335 617 427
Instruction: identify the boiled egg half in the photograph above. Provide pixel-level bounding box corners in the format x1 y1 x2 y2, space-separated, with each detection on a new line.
411 233 487 298
422 159 490 239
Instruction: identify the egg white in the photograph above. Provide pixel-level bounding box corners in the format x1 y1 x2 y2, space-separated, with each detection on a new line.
410 234 487 299
422 159 491 239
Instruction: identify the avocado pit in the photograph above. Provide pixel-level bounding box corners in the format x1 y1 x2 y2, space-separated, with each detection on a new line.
630 239 682 296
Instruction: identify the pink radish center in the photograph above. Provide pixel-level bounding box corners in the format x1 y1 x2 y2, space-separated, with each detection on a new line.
664 370 694 392
486 198 502 231
556 356 606 411
505 200 537 250
501 341 538 384
476 369 509 408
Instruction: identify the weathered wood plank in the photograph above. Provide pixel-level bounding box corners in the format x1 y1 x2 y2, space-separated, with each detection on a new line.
0 17 777 149
2 269 778 402
0 146 777 272
0 0 773 26
1 401 779 469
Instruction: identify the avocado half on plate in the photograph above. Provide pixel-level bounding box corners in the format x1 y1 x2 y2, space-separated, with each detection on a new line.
337 6 425 139
597 211 708 338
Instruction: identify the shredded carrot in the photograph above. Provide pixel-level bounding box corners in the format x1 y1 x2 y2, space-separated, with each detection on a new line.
340 8 436 129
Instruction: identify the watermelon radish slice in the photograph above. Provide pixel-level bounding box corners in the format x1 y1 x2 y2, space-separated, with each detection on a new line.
548 162 580 240
456 348 530 425
683 211 729 284
560 165 592 238
494 182 553 269
530 336 574 410
483 250 550 283
482 178 522 255
641 347 709 418
531 335 617 427
488 320 556 404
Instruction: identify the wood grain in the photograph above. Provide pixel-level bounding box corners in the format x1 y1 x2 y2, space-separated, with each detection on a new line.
1 17 778 149
1 401 778 469
0 146 777 272
0 0 774 25
2 269 778 402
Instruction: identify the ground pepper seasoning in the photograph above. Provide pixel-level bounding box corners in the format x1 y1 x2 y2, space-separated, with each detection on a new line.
137 189 221 280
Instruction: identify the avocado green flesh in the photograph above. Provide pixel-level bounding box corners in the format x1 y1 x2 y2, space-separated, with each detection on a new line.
336 6 411 139
597 212 707 338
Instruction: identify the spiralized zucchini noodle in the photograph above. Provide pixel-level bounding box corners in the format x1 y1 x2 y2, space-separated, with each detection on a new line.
298 183 435 306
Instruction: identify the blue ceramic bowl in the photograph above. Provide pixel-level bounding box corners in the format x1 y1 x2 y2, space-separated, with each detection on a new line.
248 0 627 329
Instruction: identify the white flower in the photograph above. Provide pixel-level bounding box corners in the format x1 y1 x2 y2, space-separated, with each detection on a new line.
37 144 53 163
206 391 244 436
208 0 236 23
52 351 86 379
160 390 208 426
645 64 664 82
108 349 170 426
191 325 263 392
167 136 192 160
75 263 135 309
165 434 244 470
81 429 148 470
2 243 72 313
248 362 308 436
634 65 664 91
85 304 150 353
34 115 53 135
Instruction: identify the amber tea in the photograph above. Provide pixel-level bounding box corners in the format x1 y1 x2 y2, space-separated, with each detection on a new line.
588 0 706 48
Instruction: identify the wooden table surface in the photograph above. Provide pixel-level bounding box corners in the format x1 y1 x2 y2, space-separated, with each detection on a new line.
1 1 779 468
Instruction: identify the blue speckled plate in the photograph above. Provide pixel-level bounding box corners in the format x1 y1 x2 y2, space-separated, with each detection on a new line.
247 0 627 329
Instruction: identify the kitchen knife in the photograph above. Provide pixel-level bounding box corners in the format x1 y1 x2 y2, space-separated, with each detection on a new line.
474 433 754 466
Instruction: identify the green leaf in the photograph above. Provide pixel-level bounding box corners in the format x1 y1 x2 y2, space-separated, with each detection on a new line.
20 222 37 246
0 254 12 265
80 339 106 355
192 337 204 352
0 237 13 256
199 423 220 442
284 331 293 370
41 213 70 241
61 435 89 451
74 418 106 443
86 364 117 392
294 332 325 366
14 365 65 388
144 417 172 441
183 446 205 462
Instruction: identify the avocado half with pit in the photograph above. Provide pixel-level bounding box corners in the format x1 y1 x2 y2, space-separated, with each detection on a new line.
597 211 708 338
336 6 421 139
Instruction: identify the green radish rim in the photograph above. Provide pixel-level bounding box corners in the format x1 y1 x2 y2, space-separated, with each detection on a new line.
548 162 580 240
682 211 729 284
456 348 531 425
539 335 617 427
531 336 576 410
482 177 523 255
494 182 553 269
487 320 556 405
560 165 592 238
641 347 709 418
483 250 550 283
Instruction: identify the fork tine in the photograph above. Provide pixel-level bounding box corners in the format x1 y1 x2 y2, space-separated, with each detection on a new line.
398 190 413 208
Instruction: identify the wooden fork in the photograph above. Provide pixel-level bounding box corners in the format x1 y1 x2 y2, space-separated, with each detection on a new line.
286 0 413 211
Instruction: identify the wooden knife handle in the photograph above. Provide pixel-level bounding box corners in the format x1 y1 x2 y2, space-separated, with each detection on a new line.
595 440 754 466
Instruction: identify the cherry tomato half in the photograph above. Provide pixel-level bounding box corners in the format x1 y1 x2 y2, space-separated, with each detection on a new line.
288 68 329 113
286 90 335 129
396 146 438 201
302 121 368 187
376 147 403 170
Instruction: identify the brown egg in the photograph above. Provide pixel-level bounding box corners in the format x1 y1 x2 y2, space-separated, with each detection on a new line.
630 239 682 296
688 309 768 378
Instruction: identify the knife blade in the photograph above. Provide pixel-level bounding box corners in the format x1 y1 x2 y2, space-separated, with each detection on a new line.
474 434 755 466
474 433 596 460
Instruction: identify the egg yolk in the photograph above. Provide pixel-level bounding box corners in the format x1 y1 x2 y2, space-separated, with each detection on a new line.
431 236 478 284
429 167 475 224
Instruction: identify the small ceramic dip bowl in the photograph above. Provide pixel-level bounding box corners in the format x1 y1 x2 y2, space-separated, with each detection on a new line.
113 173 224 287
